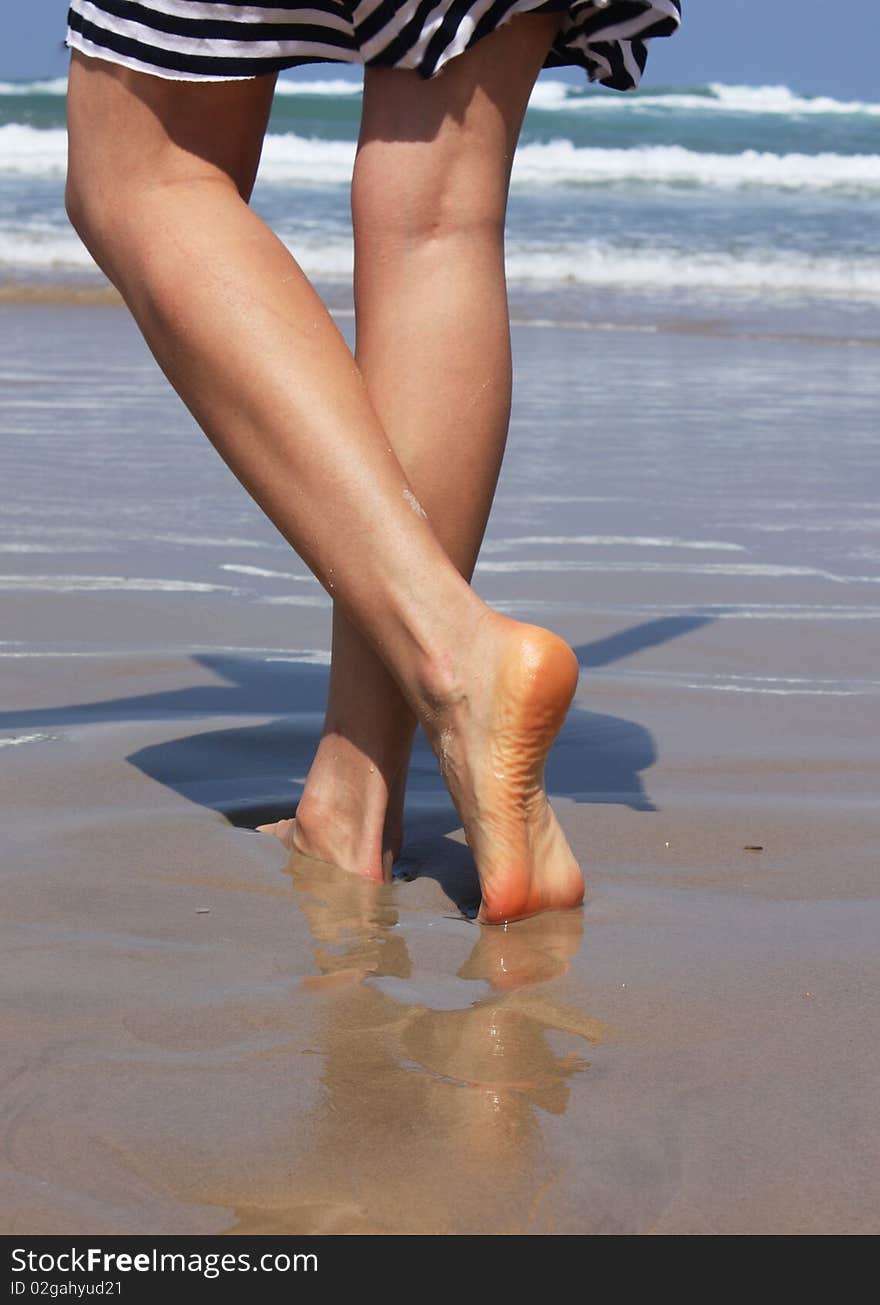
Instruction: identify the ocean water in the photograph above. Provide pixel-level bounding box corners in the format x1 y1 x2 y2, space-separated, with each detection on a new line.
1 75 879 337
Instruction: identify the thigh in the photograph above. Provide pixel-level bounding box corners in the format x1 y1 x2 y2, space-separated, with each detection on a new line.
355 10 563 221
357 12 558 189
66 50 277 205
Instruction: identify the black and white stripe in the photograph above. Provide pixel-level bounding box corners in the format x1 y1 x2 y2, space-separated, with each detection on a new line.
66 0 681 87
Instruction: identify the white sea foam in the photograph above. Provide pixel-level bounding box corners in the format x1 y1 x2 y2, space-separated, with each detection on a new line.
148 533 269 548
6 124 880 196
0 642 332 660
481 534 746 552
0 78 69 96
259 134 880 194
274 77 362 96
3 77 879 116
0 543 60 553
751 520 880 534
0 650 106 658
0 532 269 553
686 684 866 696
475 559 878 583
703 82 880 116
685 604 880 621
0 125 69 174
263 650 332 665
0 574 235 592
0 228 97 270
503 243 880 299
1 222 877 299
1 124 877 300
7 74 838 112
608 668 880 697
527 80 880 117
495 599 880 621
0 732 56 746
220 563 313 581
511 141 880 193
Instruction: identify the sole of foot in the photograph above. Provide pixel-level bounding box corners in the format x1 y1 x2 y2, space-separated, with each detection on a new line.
437 618 585 926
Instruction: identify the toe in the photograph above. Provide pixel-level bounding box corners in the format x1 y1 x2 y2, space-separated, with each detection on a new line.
256 818 296 848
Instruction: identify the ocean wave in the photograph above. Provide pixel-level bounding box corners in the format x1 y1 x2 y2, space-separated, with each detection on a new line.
528 80 880 116
512 141 880 192
274 76 362 96
292 236 877 301
4 124 880 195
502 244 880 298
260 134 880 193
0 125 70 175
0 74 363 98
704 82 880 116
4 76 880 118
0 228 96 269
255 135 880 194
2 224 878 299
0 78 68 96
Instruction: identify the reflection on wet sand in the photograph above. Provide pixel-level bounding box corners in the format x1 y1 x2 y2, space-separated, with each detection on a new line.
232 857 605 1234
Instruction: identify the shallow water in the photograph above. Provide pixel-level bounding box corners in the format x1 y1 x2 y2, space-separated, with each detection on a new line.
1 303 878 1232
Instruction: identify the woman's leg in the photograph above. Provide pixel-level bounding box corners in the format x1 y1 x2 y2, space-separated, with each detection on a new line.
65 53 477 706
289 13 564 879
65 44 583 922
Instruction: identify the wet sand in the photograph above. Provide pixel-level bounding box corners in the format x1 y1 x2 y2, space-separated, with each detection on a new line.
1 303 879 1234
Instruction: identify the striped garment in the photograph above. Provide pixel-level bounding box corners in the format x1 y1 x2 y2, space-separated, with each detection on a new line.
66 0 681 89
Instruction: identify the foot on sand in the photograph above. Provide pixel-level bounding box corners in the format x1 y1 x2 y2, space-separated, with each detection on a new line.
256 769 404 884
427 615 585 925
259 616 583 923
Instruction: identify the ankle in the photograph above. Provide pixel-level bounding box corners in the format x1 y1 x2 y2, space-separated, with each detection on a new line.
410 600 501 722
307 727 405 800
298 769 386 831
294 785 387 872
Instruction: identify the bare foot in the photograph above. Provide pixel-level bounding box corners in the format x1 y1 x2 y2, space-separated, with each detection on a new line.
256 762 406 883
257 616 582 922
428 615 584 925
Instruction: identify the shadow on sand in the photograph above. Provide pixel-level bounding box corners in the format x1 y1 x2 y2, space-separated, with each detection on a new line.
0 615 714 912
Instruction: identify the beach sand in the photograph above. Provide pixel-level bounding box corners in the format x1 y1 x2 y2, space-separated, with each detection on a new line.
1 302 878 1235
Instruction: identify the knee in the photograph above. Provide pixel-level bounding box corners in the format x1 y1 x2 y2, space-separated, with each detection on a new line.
64 168 93 247
65 156 194 290
352 146 507 255
64 157 132 278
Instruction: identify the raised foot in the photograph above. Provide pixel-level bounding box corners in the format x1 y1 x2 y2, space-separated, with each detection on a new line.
438 618 585 925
